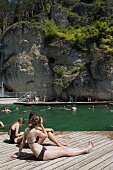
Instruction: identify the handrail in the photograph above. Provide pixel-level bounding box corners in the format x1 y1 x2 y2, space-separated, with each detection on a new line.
0 82 3 87
17 92 36 102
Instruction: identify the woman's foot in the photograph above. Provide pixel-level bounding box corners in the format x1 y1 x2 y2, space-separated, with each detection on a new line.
60 142 67 146
85 141 94 154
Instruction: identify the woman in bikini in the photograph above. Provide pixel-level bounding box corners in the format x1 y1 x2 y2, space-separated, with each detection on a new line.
28 112 67 147
8 118 25 144
12 115 93 161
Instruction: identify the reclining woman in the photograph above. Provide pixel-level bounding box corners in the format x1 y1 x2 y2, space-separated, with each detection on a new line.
8 118 25 144
12 115 93 161
28 112 66 147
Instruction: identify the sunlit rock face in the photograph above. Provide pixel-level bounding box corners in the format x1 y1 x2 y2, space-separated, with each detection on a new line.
1 17 113 101
1 22 55 99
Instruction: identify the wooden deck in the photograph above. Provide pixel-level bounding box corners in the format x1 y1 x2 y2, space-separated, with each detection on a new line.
0 132 113 170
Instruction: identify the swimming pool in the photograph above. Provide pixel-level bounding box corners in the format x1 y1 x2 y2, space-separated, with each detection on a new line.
0 104 113 132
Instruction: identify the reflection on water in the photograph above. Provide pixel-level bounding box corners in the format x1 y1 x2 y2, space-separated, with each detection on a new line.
0 104 113 132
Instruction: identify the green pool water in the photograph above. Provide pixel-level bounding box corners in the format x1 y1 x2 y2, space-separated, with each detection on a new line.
0 104 113 132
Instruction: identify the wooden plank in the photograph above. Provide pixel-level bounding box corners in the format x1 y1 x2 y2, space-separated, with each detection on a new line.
0 132 113 170
89 152 113 170
41 142 113 170
102 162 113 170
76 150 113 170
62 143 113 170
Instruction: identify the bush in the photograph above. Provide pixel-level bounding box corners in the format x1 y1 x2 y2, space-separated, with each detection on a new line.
45 20 59 39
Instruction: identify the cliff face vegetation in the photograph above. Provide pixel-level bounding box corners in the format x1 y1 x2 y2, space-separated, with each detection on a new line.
0 0 113 100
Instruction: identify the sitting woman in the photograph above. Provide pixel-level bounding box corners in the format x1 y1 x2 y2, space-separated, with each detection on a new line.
28 112 66 147
12 115 93 161
8 118 25 144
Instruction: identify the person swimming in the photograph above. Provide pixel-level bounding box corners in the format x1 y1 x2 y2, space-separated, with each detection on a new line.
104 105 109 110
71 105 77 111
39 106 51 112
1 107 11 113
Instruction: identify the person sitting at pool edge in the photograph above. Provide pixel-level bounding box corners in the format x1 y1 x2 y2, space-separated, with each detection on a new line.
0 121 4 128
28 112 67 147
11 115 94 161
8 118 25 144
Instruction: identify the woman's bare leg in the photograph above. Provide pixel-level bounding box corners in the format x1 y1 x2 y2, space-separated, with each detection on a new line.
47 132 67 146
14 136 23 144
38 131 67 146
43 141 93 160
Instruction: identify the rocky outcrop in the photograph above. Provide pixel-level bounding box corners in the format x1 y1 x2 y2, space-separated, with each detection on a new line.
1 22 55 99
1 1 113 101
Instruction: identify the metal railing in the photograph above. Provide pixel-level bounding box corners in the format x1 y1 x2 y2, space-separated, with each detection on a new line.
0 82 3 87
2 91 36 102
17 92 33 102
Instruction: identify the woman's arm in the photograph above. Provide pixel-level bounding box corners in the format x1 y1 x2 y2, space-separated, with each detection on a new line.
17 133 26 157
15 124 23 137
36 117 48 145
15 124 21 137
11 132 26 158
40 117 48 135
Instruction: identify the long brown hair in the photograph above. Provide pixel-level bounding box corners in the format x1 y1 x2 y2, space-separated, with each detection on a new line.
8 118 25 134
29 112 37 124
30 115 41 127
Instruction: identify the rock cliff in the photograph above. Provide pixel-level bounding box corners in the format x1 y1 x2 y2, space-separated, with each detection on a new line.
0 0 113 101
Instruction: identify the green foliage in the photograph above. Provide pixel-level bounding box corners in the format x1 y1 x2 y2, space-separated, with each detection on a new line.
46 3 51 14
90 43 98 53
57 3 62 8
67 11 78 18
45 18 101 50
29 19 38 26
71 64 84 74
53 66 66 78
53 64 84 78
95 21 109 33
45 20 59 39
100 35 113 55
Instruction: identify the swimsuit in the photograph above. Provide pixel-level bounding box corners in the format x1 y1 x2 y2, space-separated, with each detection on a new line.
10 129 16 144
36 146 47 161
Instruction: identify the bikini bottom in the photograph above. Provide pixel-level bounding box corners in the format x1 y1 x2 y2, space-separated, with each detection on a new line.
36 146 47 161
